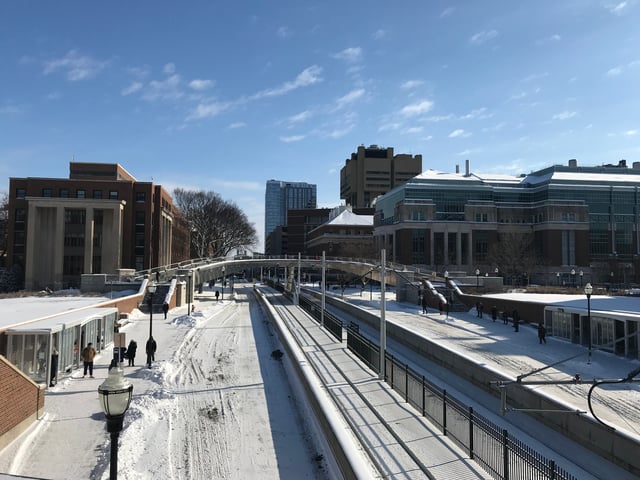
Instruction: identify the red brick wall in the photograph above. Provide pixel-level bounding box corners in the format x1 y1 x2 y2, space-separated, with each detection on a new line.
0 356 45 443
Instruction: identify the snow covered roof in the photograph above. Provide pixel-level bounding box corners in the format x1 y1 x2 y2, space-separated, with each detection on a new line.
327 209 373 226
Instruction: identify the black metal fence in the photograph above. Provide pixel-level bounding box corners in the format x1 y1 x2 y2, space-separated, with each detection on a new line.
346 328 578 480
299 296 343 341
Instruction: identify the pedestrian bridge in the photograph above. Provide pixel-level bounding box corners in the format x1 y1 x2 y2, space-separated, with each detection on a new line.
133 255 447 305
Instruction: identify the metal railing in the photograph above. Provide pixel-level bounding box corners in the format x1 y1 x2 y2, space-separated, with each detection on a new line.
345 327 578 480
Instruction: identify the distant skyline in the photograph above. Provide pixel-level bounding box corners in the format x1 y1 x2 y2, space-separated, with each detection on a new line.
1 1 639 251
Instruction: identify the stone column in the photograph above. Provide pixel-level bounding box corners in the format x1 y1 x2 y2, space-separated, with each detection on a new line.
84 207 94 274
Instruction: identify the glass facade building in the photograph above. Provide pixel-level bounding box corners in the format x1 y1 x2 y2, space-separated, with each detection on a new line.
264 180 317 255
374 159 640 285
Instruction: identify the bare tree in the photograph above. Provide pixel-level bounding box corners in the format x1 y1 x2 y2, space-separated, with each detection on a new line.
173 189 257 259
487 231 540 285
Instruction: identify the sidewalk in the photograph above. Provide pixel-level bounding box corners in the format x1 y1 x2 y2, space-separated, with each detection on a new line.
0 300 198 480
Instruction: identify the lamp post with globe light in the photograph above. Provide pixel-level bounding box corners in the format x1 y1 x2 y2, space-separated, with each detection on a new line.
585 283 593 364
98 368 133 480
475 268 480 288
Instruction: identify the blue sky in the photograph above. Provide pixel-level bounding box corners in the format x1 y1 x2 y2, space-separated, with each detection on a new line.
1 1 639 251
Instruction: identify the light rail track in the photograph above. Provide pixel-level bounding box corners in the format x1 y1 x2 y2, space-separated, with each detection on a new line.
260 287 452 480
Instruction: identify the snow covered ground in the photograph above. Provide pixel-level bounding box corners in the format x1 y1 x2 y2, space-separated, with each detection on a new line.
1 283 639 479
0 285 327 480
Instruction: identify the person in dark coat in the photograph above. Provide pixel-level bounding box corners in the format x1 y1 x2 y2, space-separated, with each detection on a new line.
127 340 138 366
491 306 498 322
146 336 157 368
512 309 520 332
421 295 428 314
162 302 169 319
538 323 547 344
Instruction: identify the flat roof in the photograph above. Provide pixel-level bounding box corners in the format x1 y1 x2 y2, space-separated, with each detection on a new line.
0 296 112 331
4 306 118 334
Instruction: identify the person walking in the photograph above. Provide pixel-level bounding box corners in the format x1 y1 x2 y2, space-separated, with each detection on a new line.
478 302 484 319
127 339 138 366
81 342 96 378
215 290 220 301
512 309 520 332
146 336 157 368
538 323 547 344
421 295 428 314
162 302 169 319
491 306 498 322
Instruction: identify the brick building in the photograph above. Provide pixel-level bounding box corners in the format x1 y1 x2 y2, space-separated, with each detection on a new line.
6 162 188 290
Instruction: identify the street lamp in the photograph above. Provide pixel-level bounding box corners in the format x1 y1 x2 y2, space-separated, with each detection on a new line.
556 272 560 286
221 266 225 300
571 269 576 288
444 271 449 319
98 367 133 480
584 283 593 364
146 282 156 368
495 267 499 275
475 268 480 288
580 270 584 288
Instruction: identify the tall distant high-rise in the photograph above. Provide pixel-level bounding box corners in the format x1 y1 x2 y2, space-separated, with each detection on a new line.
340 144 422 208
264 179 317 255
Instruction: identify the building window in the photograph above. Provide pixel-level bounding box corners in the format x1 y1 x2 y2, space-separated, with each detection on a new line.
42 188 53 197
15 208 26 223
60 189 69 198
135 210 145 225
76 189 86 199
136 192 146 202
109 191 118 200
16 188 26 199
93 190 102 199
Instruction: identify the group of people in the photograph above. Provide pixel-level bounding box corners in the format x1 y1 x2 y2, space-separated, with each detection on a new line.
80 336 159 376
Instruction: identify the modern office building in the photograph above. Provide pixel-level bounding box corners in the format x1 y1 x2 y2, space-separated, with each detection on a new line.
340 145 423 208
264 180 317 255
373 159 640 285
6 162 187 290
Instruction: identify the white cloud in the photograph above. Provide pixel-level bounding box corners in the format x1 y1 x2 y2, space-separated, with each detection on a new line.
372 29 386 40
163 63 176 75
327 126 353 138
624 130 638 136
440 7 455 18
228 122 246 129
400 99 434 116
607 66 623 76
189 79 214 91
426 114 454 122
251 65 322 99
280 135 305 143
552 111 577 120
459 107 490 120
405 126 423 134
335 88 365 109
536 34 561 45
122 82 144 96
521 72 549 83
607 1 631 15
186 101 230 120
46 92 62 101
449 129 471 138
142 74 184 102
42 50 109 81
288 111 312 124
401 80 424 90
378 122 402 132
469 30 498 45
332 47 363 63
